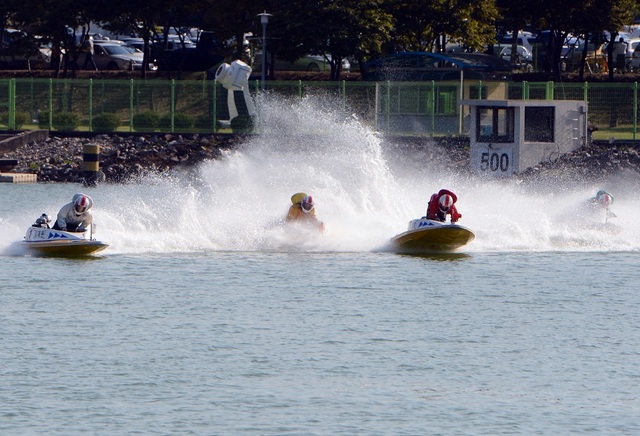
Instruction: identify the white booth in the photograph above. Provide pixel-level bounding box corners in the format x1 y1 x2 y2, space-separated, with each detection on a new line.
461 99 588 176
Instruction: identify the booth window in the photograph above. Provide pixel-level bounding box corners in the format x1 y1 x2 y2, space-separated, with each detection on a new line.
476 107 514 143
524 107 554 142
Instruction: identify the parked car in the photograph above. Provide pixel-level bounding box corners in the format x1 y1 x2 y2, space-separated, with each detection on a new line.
361 51 514 81
628 40 640 69
496 31 535 55
498 45 534 71
153 31 225 71
253 53 350 72
0 28 49 69
93 42 156 70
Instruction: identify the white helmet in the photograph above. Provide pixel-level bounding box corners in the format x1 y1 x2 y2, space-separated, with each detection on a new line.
596 190 613 207
438 194 454 212
73 193 91 215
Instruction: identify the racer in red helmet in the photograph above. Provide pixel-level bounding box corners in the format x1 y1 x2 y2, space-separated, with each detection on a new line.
426 189 462 223
286 192 325 232
52 193 94 232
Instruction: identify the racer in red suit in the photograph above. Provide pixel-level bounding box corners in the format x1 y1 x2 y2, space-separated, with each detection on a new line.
425 189 462 223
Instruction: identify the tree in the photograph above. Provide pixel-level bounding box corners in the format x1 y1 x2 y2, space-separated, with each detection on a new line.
387 0 499 53
10 0 96 76
266 0 393 80
495 1 532 63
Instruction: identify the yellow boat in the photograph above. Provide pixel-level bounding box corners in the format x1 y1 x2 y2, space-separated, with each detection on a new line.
391 218 475 254
22 222 108 257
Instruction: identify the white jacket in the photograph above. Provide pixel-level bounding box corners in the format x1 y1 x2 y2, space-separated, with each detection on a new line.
55 194 94 230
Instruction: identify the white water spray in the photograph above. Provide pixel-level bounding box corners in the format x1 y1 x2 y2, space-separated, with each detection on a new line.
2 94 639 254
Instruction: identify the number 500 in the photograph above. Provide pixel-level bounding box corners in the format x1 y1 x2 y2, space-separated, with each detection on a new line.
480 152 509 172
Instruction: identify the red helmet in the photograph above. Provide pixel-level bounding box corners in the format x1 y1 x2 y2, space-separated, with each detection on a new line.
439 194 454 212
74 194 89 214
301 195 314 213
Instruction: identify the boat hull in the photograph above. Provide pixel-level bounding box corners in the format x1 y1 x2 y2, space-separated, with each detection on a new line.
23 240 109 256
22 227 108 257
391 219 475 254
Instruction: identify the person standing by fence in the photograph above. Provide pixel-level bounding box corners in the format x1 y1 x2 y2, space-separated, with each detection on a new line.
82 36 98 71
614 37 627 72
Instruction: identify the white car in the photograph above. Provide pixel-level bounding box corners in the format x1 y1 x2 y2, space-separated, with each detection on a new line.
93 42 156 70
627 38 640 69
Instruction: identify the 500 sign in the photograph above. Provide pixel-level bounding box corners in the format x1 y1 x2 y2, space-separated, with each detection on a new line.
480 151 510 173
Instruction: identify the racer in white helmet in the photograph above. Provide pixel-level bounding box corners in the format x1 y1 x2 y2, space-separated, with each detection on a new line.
52 193 94 232
286 192 325 232
426 189 462 223
584 190 616 223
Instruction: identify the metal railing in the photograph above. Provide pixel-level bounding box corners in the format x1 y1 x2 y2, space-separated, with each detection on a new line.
0 77 638 139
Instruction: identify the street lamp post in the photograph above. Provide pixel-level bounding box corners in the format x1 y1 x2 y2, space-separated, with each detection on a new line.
257 11 272 90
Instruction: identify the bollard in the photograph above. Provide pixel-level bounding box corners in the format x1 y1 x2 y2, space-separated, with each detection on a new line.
82 143 105 186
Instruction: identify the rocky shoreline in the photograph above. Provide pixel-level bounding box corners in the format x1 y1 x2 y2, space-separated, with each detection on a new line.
2 133 640 187
2 133 242 183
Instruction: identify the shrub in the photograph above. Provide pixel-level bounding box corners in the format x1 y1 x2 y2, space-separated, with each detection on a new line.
38 111 51 129
13 111 30 130
2 111 31 129
92 113 121 132
159 113 195 130
133 111 160 131
52 112 80 131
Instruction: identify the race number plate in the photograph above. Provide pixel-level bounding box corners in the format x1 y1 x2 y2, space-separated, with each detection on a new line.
476 148 513 175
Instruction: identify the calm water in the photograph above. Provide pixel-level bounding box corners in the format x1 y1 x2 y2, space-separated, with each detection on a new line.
2 99 640 434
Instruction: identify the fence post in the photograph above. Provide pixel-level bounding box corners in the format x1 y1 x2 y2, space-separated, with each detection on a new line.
48 78 53 130
385 81 391 132
374 82 379 131
341 80 346 112
634 82 638 140
523 81 529 100
88 78 93 132
298 80 302 99
430 80 435 136
129 79 134 132
545 81 554 100
212 80 217 133
8 78 16 130
170 79 175 132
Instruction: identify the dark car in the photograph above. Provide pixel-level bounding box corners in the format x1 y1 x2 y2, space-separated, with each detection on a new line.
361 51 514 81
153 31 225 72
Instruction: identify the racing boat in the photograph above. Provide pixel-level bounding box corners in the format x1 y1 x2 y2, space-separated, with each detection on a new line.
390 218 475 254
22 214 108 257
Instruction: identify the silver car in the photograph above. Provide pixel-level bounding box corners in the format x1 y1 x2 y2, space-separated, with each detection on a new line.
93 42 156 70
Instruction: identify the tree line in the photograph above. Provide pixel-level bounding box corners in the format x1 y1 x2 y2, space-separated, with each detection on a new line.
0 0 638 80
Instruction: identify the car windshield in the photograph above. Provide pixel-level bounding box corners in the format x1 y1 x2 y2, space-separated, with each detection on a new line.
101 45 132 55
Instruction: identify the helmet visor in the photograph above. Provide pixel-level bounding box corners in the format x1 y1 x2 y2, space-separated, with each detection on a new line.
75 204 86 213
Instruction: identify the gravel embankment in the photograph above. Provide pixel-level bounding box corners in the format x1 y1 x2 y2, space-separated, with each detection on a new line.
2 133 241 183
2 134 640 186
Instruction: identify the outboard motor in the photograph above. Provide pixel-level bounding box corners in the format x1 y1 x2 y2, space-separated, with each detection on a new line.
33 213 51 228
